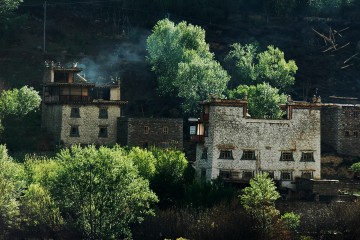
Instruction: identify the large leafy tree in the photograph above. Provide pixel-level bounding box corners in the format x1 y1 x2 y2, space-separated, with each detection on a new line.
147 18 230 113
226 43 297 92
0 0 22 15
0 144 25 237
240 173 280 240
229 83 287 119
51 145 158 239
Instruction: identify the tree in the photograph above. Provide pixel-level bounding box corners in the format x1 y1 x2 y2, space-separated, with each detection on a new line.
240 173 280 240
280 212 300 233
127 146 156 179
228 83 287 119
51 145 158 239
0 144 25 237
226 43 297 92
0 86 41 117
350 161 360 173
147 19 230 113
0 0 22 16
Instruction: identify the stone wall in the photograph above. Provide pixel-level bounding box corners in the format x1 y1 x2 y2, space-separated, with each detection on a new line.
118 117 183 149
57 104 120 146
196 101 321 189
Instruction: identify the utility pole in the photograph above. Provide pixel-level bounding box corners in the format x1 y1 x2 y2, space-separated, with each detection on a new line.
43 1 47 52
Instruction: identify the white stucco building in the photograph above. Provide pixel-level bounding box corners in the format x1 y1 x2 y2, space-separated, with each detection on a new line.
192 97 321 190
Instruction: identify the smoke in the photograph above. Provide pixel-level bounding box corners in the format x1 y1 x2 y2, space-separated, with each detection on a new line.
77 29 150 84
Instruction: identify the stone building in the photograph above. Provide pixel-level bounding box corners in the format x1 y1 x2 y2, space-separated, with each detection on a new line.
118 117 183 149
41 61 127 147
192 98 321 190
321 104 360 156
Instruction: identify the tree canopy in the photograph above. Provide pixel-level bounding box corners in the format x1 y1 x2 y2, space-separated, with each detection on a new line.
147 18 230 113
0 0 22 15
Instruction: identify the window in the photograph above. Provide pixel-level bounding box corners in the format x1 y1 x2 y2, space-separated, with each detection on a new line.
345 131 350 137
243 171 254 180
201 168 206 179
201 147 208 160
163 126 169 134
70 126 79 137
219 150 233 159
280 151 294 161
301 171 314 179
300 152 315 162
263 171 275 179
281 171 293 181
241 150 256 160
219 170 230 179
161 142 170 148
99 108 108 119
144 126 149 134
70 107 80 118
354 131 359 138
354 111 359 118
98 126 108 138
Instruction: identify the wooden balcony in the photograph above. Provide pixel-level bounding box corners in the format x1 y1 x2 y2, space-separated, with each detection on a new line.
190 135 204 143
44 95 93 103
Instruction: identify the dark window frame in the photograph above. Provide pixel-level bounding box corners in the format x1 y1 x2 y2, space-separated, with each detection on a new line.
201 147 208 160
163 126 169 134
98 108 108 119
98 126 108 138
300 152 315 162
144 126 149 134
219 170 231 179
345 131 350 137
70 107 80 118
219 150 233 160
280 151 294 161
281 171 293 181
243 171 254 180
241 150 256 160
301 171 314 179
70 126 80 137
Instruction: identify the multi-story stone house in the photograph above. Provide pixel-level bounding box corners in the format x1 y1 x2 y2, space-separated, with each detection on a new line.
118 117 183 149
192 97 321 190
321 103 360 156
41 61 127 147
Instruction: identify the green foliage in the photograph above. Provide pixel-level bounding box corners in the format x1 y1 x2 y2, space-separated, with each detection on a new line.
0 144 25 236
52 145 158 239
20 183 64 236
127 146 157 179
280 212 300 232
240 173 280 239
0 86 41 117
229 83 287 119
350 161 360 172
226 44 297 92
0 0 22 15
147 19 230 113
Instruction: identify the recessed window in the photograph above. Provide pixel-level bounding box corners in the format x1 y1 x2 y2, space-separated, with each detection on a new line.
201 168 206 179
241 150 256 160
201 147 208 160
354 131 359 138
281 171 293 181
354 111 359 118
204 123 209 137
219 150 233 160
219 170 231 179
70 107 80 118
243 171 254 180
300 152 315 162
99 108 108 119
144 126 149 134
163 126 169 134
301 171 314 179
280 151 294 161
70 126 79 137
263 171 275 179
98 126 108 138
345 131 350 137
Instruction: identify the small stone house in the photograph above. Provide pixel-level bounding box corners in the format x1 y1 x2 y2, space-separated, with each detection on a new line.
118 117 183 149
41 61 127 147
192 97 321 190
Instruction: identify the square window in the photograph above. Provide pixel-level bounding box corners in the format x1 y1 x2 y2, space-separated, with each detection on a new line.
144 126 149 134
354 131 359 138
281 171 293 181
301 171 313 179
241 150 256 160
354 111 359 118
300 152 315 162
263 171 275 179
219 170 230 179
345 131 350 137
70 107 80 118
201 147 208 160
99 127 108 138
70 126 79 137
280 152 294 161
219 150 233 160
243 171 254 180
99 108 108 119
163 126 169 134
